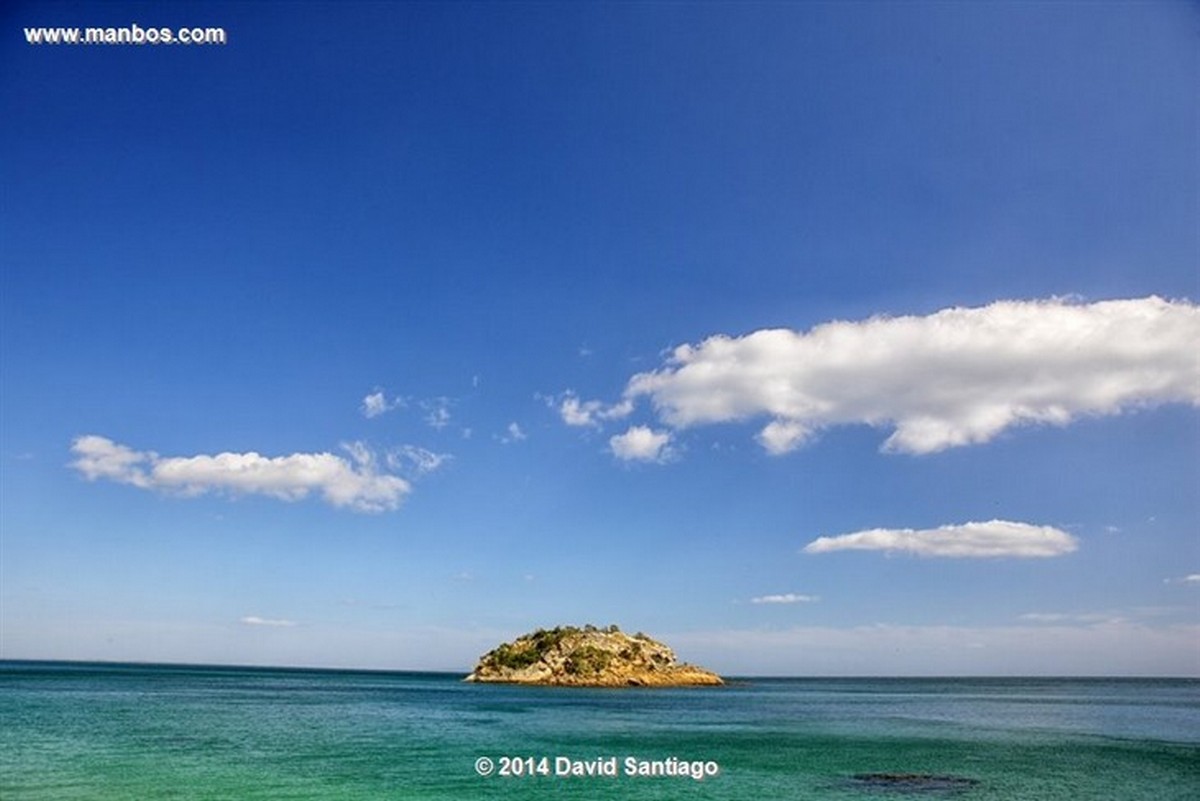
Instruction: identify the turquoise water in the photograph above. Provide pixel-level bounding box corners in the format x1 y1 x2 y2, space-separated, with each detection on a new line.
1 662 1197 799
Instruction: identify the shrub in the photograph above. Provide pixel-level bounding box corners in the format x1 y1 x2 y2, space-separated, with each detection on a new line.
564 645 612 676
487 642 539 670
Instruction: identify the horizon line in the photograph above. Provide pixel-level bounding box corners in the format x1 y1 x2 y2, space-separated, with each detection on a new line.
3 658 1196 681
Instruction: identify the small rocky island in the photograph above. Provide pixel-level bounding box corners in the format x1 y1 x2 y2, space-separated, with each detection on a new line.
465 625 724 687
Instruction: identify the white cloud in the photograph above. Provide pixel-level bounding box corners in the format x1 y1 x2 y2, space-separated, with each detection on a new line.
609 425 674 463
387 445 452 476
1019 612 1118 624
499 422 526 444
620 296 1199 454
1165 574 1200 585
422 398 452 430
361 390 403 418
803 520 1078 558
70 435 410 513
362 391 388 418
751 593 819 604
239 616 297 628
557 392 634 427
71 435 154 488
757 420 813 455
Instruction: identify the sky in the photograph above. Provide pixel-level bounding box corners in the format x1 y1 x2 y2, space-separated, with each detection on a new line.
1 1 1197 676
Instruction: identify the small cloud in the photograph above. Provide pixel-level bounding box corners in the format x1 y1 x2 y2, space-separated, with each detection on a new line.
361 389 404 419
498 422 527 444
387 445 452 476
609 425 674 463
757 420 813 455
751 593 819 604
803 520 1079 559
1019 613 1072 622
1164 574 1200 585
453 571 474 582
556 391 634 428
422 398 453 430
1019 612 1115 624
239 616 297 628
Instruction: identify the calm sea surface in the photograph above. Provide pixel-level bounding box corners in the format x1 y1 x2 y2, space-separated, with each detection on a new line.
1 662 1196 799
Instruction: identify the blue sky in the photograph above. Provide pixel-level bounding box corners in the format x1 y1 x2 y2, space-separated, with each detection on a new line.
2 1 1197 675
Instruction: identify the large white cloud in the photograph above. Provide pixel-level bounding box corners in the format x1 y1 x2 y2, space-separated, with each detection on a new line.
803 520 1078 558
70 435 410 513
621 296 1199 454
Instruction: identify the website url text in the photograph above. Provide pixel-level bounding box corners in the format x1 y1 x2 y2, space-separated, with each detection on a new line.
25 23 227 46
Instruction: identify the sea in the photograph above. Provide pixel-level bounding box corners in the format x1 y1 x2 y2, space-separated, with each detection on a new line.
1 662 1196 800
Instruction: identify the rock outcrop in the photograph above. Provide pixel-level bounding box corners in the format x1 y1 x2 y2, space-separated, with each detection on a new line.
465 625 724 687
847 774 981 791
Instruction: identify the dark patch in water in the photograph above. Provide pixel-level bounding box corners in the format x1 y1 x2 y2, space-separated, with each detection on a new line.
844 773 981 795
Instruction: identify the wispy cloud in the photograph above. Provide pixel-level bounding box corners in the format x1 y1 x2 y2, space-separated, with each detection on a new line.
498 422 527 444
609 425 674 463
422 398 453 430
1019 612 1118 624
555 391 633 428
361 389 405 419
239 616 297 627
1164 574 1200 585
70 435 410 513
803 520 1079 558
387 445 452 476
602 297 1200 455
751 593 819 604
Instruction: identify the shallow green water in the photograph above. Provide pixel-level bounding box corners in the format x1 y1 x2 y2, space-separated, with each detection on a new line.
2 662 1197 799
